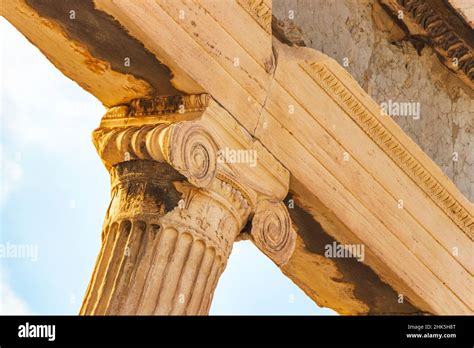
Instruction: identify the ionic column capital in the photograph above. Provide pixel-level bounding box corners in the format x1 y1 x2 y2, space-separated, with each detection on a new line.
96 94 287 183
92 93 296 273
93 120 218 188
159 178 252 260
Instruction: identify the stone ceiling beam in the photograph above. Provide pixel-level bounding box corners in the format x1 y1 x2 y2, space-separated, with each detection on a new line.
2 0 472 315
260 39 473 314
1 0 201 106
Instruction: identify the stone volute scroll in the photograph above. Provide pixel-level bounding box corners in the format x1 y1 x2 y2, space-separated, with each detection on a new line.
250 199 296 267
81 94 292 315
92 120 219 189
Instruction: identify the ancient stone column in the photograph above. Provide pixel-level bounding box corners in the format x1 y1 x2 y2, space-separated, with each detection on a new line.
80 159 251 315
80 94 292 315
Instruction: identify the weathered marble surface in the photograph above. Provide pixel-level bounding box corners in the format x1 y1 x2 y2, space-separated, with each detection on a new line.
274 0 474 201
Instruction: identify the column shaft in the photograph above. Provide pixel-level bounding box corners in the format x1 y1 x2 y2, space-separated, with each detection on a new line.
80 160 245 315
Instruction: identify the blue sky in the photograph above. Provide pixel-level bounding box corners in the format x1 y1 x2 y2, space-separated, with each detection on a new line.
0 18 335 315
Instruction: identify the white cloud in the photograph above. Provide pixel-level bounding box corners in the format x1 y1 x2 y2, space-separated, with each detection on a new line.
0 145 23 206
0 267 33 314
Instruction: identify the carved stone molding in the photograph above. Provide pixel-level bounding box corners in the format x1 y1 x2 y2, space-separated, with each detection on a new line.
83 94 292 315
251 200 296 266
301 61 474 238
237 0 272 34
380 0 474 87
128 94 210 116
105 94 210 119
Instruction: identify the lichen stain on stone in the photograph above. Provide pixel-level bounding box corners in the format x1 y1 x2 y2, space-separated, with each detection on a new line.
26 0 180 96
285 193 423 314
81 54 108 74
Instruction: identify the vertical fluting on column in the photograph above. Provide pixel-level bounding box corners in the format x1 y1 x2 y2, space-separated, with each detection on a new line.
135 178 249 315
80 160 251 315
80 160 184 315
